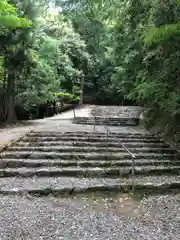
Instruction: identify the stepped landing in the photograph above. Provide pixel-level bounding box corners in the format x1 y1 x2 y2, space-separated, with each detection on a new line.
72 105 143 126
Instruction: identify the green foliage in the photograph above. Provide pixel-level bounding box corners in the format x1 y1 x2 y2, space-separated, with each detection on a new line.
0 0 92 122
1 0 180 140
0 0 30 28
109 0 180 137
63 0 180 137
0 57 4 81
55 92 80 103
143 23 180 44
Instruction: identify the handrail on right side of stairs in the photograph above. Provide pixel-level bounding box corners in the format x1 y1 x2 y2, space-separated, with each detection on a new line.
104 125 136 193
92 107 136 158
92 106 136 192
104 125 136 159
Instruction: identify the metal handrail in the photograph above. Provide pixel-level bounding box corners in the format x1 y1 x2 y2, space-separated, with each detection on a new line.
92 108 136 159
92 106 136 192
103 124 136 192
104 125 136 159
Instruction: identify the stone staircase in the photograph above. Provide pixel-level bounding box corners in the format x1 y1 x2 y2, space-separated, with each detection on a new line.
72 105 142 126
0 131 180 195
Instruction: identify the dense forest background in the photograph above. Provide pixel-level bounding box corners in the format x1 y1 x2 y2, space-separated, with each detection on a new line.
1 0 180 139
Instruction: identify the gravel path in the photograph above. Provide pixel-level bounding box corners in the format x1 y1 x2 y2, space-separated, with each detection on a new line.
0 194 180 239
123 194 180 240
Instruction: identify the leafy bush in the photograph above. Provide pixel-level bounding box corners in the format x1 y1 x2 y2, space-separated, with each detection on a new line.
55 92 80 104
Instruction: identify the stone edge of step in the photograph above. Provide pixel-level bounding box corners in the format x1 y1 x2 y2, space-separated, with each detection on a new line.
5 146 176 154
30 131 155 136
1 166 180 178
1 181 180 196
71 122 138 126
1 158 179 168
1 151 179 159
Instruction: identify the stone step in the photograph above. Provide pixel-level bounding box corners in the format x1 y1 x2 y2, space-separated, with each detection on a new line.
0 176 180 195
72 117 138 121
72 122 138 126
27 132 158 140
1 151 179 160
73 117 139 121
16 141 170 149
0 159 179 168
72 118 139 126
22 136 164 143
29 131 155 138
33 131 154 135
6 146 176 154
0 166 180 178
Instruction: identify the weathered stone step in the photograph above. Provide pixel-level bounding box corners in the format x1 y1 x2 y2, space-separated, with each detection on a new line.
73 119 135 122
0 159 179 168
1 151 179 160
27 132 158 140
16 141 170 149
29 131 155 138
73 117 138 120
73 122 137 126
22 136 164 143
33 130 154 135
6 146 176 154
72 117 138 121
72 118 139 126
0 176 180 195
0 166 180 178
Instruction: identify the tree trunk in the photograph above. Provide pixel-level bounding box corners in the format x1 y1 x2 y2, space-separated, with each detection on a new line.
3 56 7 121
6 71 16 124
53 101 56 115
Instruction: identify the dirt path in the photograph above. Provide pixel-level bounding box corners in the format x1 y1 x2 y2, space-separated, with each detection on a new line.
0 193 179 239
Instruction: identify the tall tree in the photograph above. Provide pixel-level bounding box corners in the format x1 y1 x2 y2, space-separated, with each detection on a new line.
0 0 30 123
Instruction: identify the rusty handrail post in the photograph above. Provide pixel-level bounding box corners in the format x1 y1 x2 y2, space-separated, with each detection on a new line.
131 157 135 193
93 106 96 132
73 108 76 118
106 124 109 155
93 115 96 132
